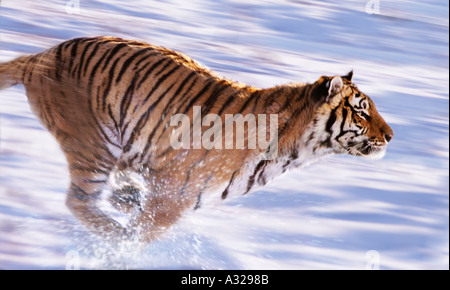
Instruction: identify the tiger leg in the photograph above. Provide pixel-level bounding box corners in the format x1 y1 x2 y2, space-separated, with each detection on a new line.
130 193 186 244
61 141 133 241
66 169 134 241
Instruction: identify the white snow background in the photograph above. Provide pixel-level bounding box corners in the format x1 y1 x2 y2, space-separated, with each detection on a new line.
0 0 448 269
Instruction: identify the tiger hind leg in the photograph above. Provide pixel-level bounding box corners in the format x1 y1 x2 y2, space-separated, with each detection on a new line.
65 165 135 242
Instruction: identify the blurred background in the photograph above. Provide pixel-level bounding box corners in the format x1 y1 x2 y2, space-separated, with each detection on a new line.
0 0 448 269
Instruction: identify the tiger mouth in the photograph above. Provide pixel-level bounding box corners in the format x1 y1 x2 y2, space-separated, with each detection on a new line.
352 142 387 160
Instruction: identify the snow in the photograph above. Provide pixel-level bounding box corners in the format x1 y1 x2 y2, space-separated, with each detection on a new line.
0 0 448 269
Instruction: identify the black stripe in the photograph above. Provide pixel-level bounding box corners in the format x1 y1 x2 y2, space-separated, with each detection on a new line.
81 40 107 78
194 193 202 210
341 107 349 133
60 37 79 52
171 71 197 102
134 51 158 70
143 64 180 103
70 63 80 80
244 160 267 195
123 110 151 153
252 89 269 114
69 181 104 201
335 108 355 141
115 48 154 83
101 43 129 72
69 182 91 201
24 56 39 83
217 91 239 116
360 111 371 122
57 38 83 72
54 44 64 81
344 97 359 115
101 52 128 111
137 58 168 88
87 49 110 93
256 161 269 185
181 78 215 115
121 120 131 144
134 59 155 76
179 154 207 196
155 146 174 160
282 160 291 172
332 99 356 142
291 148 298 160
325 106 339 134
87 87 121 157
201 82 229 115
194 174 214 210
263 87 284 108
149 81 176 113
119 77 137 133
221 170 239 200
68 38 80 75
152 72 197 142
154 59 174 77
75 39 98 80
108 104 120 137
174 74 199 110
127 153 140 168
238 90 258 114
83 179 108 184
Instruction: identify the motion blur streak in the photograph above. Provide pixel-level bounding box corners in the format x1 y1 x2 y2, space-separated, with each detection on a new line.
0 0 448 269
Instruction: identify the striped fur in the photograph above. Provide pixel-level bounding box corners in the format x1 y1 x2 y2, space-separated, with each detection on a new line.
0 37 393 244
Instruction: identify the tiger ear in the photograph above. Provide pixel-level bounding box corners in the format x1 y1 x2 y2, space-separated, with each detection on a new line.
328 76 343 97
342 70 353 82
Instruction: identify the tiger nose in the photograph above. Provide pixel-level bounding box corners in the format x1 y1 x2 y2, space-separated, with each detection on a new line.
384 130 394 143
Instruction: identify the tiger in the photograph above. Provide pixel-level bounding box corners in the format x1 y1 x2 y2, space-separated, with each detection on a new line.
0 36 393 245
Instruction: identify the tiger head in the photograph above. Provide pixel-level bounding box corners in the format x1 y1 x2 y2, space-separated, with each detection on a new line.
311 71 394 160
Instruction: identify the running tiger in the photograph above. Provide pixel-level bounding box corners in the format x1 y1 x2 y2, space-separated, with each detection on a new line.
0 36 393 244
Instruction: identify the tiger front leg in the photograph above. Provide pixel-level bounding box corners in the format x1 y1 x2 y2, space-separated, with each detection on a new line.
129 192 189 244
